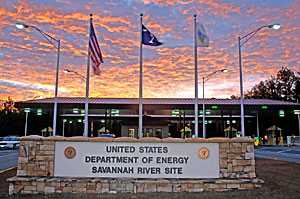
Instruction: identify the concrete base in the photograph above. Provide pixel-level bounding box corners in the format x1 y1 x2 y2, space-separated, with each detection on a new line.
7 176 264 195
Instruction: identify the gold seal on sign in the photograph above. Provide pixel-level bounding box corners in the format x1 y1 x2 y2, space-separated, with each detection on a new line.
64 146 76 159
198 147 209 160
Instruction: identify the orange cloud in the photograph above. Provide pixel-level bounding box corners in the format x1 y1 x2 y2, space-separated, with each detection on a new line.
0 0 299 102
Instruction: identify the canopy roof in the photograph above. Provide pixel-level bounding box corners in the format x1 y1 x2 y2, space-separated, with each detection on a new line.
18 97 299 106
224 126 238 132
41 126 53 133
267 125 282 131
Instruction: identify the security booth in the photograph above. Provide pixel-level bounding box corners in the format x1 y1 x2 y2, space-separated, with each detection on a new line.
15 97 300 140
266 125 283 145
224 126 238 138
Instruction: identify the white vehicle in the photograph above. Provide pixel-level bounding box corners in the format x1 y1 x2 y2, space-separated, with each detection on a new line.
0 136 20 149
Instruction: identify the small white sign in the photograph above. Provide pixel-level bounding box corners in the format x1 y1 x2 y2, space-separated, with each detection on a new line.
54 142 219 178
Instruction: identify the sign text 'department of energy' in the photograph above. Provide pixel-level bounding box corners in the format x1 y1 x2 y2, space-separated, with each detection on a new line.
54 142 219 178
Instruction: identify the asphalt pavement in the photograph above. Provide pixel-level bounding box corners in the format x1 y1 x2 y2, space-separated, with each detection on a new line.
0 149 19 172
255 146 300 164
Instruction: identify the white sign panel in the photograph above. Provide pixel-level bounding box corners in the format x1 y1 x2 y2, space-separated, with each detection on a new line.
54 142 219 178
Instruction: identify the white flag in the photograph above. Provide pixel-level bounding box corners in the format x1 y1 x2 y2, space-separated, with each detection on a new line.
197 23 209 47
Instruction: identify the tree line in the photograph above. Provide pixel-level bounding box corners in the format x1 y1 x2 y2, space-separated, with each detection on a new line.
231 67 300 102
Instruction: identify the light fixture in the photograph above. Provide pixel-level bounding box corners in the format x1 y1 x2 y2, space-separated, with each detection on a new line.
268 23 281 30
37 108 43 116
279 110 285 117
222 69 228 73
63 69 71 74
211 105 219 110
15 22 29 30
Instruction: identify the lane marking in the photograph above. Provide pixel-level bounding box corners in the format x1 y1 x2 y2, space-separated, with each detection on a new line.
277 149 292 154
0 166 17 174
0 153 19 158
0 150 19 155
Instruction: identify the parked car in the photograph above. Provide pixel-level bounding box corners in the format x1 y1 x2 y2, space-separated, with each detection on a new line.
0 136 20 149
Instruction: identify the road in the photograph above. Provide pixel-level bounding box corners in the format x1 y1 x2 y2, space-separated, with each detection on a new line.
255 146 300 164
0 149 18 172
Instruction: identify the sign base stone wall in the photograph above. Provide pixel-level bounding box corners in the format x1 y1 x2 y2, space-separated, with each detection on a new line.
7 136 264 195
8 177 263 194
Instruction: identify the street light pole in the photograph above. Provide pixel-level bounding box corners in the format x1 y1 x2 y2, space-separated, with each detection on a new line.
298 99 300 137
63 68 86 135
23 108 31 136
53 39 60 136
194 14 199 138
238 36 245 137
202 77 205 138
16 22 61 136
202 69 227 138
62 119 66 137
24 111 28 136
238 23 280 137
64 68 86 81
298 113 300 137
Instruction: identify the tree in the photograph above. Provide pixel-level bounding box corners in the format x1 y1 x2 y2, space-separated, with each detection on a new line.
0 97 18 114
295 80 300 102
0 97 22 136
245 67 300 102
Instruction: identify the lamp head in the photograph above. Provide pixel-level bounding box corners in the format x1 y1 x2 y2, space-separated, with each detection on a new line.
63 69 71 74
221 69 228 73
268 23 281 30
15 22 29 30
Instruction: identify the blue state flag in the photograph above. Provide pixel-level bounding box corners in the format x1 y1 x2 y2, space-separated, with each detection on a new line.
142 24 163 46
197 23 209 47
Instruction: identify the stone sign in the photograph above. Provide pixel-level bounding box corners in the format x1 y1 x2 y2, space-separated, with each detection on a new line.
54 142 220 178
8 136 263 194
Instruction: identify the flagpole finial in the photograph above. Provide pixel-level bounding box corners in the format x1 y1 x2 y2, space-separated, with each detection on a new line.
140 13 143 17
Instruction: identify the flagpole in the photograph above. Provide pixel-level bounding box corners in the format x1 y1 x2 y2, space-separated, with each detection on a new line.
84 14 92 137
138 13 143 138
194 14 199 138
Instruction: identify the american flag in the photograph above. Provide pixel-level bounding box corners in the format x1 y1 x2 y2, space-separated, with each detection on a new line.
89 22 103 75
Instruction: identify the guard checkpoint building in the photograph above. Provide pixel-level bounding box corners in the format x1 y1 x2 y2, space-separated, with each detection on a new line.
16 97 300 139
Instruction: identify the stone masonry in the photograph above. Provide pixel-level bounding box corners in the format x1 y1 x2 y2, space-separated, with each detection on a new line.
7 136 263 195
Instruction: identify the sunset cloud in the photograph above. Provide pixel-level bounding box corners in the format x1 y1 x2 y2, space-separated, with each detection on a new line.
0 0 299 101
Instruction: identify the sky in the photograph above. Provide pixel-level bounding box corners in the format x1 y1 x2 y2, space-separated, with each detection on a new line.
0 0 299 101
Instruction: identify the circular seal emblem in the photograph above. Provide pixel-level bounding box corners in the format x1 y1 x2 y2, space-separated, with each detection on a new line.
64 146 76 159
198 147 209 160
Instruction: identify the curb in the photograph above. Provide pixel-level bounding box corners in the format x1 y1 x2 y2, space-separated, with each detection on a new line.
0 166 17 174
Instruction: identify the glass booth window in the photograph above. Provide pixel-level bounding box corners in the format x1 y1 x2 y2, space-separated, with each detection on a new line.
155 128 162 138
128 128 135 138
145 128 153 137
